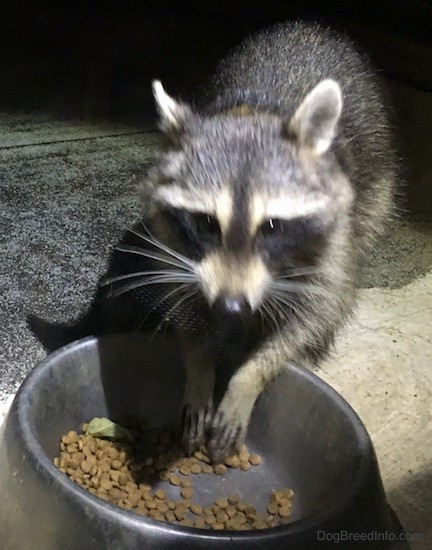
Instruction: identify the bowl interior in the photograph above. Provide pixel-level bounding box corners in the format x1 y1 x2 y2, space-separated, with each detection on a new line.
23 333 369 525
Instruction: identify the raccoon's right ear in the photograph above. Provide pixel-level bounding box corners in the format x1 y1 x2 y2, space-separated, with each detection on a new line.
286 79 342 155
152 80 193 136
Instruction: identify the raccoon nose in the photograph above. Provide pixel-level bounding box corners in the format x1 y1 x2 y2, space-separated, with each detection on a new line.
212 295 251 320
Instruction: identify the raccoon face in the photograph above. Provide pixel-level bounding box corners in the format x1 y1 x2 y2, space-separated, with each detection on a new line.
147 81 354 322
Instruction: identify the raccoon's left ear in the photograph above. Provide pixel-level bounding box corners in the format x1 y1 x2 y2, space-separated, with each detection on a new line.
152 80 193 135
286 79 342 155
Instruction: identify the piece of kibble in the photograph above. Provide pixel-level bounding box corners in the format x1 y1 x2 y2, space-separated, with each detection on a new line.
190 464 201 474
180 478 191 488
225 455 240 468
194 450 210 463
157 502 169 513
155 489 166 500
227 494 240 505
80 460 92 474
238 449 249 461
179 465 191 476
278 505 292 518
267 503 278 515
226 505 237 518
190 504 203 515
201 464 214 474
240 460 251 471
180 487 193 499
165 510 176 522
248 454 262 466
204 514 217 525
169 475 181 486
174 509 185 521
212 522 225 530
245 505 256 516
214 464 227 476
216 511 229 523
215 498 228 508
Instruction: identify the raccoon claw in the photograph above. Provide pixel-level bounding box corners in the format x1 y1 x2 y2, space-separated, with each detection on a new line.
206 410 245 464
180 401 213 456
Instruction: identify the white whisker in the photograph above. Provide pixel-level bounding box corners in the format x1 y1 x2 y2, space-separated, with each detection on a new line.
151 287 199 339
116 244 193 272
107 275 196 299
127 226 195 269
278 266 321 278
101 270 196 287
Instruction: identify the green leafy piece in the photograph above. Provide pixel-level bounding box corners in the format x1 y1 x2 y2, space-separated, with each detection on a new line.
86 417 134 442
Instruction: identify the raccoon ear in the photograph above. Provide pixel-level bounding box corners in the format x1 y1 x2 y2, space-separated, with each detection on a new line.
287 79 342 155
152 80 192 134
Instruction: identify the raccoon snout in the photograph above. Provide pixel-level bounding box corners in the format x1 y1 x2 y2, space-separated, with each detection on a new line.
211 295 252 321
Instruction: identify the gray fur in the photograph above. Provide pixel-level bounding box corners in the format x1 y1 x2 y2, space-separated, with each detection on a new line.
140 21 397 461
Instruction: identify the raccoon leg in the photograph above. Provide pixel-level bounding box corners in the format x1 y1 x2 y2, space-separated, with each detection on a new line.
206 338 282 462
180 343 215 456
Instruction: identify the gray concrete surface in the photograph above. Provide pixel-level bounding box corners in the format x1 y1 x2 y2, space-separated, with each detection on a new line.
1 100 431 547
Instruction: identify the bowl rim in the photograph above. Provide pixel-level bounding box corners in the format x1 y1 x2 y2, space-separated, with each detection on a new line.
13 333 375 541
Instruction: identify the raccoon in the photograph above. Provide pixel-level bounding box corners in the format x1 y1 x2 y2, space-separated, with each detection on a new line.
120 21 396 462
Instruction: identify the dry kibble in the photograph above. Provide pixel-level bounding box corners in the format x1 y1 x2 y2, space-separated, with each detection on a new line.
215 498 228 509
267 503 278 515
204 514 217 525
180 487 193 499
214 464 227 476
169 475 181 486
194 450 210 463
226 505 237 518
179 465 191 476
167 500 176 510
54 420 294 531
228 493 240 505
225 455 240 468
245 505 256 516
190 504 203 515
111 459 123 470
80 460 92 474
180 478 191 488
216 511 229 523
240 460 251 471
174 509 185 521
165 510 176 522
248 454 262 466
157 502 169 513
100 478 112 491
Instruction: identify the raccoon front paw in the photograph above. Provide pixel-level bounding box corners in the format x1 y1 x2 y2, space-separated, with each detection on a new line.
180 401 213 456
206 408 248 464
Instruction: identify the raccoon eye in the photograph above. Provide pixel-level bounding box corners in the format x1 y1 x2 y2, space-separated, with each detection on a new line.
259 218 285 236
192 213 220 235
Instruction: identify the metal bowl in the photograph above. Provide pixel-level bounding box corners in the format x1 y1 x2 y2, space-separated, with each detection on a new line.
0 334 408 549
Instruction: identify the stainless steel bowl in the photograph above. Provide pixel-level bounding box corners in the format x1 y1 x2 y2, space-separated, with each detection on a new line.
0 334 408 549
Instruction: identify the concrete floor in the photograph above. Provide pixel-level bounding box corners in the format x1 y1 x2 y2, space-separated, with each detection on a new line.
1 109 431 548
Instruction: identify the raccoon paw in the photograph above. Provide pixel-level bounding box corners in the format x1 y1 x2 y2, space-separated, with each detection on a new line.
206 409 246 464
180 401 213 456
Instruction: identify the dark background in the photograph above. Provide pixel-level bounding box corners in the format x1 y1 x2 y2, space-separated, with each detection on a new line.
1 1 432 211
1 1 431 118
